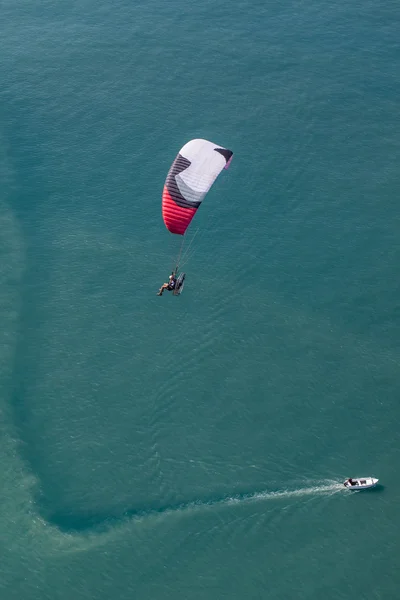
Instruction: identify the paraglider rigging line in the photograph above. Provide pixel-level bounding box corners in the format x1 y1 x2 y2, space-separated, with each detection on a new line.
175 227 200 271
173 236 186 274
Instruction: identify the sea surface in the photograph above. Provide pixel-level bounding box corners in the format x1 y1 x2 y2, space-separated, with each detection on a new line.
1 0 400 598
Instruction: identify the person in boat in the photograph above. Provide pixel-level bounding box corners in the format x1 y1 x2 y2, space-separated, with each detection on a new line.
157 272 177 296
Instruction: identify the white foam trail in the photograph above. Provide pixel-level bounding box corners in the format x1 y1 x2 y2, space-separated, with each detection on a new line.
216 481 343 510
237 482 344 504
162 481 345 519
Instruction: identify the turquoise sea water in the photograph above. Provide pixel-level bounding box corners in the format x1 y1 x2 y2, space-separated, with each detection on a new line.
1 0 400 598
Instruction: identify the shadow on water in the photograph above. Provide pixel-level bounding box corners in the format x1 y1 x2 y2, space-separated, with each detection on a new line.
363 484 385 494
344 484 385 495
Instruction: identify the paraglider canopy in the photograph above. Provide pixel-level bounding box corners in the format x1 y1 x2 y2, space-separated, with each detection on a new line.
162 139 233 236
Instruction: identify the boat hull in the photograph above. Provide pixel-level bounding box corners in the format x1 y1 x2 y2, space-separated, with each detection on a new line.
344 477 378 490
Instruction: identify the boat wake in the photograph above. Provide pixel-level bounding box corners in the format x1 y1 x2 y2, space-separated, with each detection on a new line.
46 480 345 534
178 480 344 515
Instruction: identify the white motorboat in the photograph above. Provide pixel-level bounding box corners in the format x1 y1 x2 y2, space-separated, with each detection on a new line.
343 477 378 490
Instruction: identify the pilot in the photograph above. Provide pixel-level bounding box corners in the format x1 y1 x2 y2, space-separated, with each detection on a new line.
157 272 176 296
